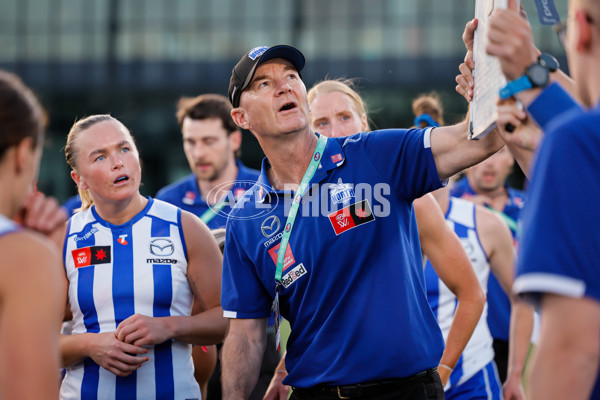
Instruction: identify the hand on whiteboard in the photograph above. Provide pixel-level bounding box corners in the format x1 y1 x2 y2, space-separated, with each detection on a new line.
486 0 539 81
455 18 478 102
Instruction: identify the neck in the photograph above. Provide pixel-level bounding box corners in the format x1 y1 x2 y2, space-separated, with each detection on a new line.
0 195 17 221
94 193 148 225
198 158 239 205
0 188 17 221
262 130 318 190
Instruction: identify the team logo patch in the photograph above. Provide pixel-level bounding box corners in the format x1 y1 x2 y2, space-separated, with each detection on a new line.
281 263 307 288
314 152 321 161
248 46 268 60
150 239 175 256
268 243 296 271
72 246 111 268
331 153 343 163
329 179 355 205
182 190 196 205
328 199 375 235
233 187 247 200
513 196 524 208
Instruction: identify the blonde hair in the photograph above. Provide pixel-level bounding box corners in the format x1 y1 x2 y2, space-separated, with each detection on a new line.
308 78 370 130
412 93 445 128
64 114 134 211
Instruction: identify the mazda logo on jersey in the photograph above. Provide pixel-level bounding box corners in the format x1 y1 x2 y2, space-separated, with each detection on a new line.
150 239 174 256
260 215 280 238
72 246 111 268
327 199 376 235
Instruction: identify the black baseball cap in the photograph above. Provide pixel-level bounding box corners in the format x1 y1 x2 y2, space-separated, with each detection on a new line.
228 45 305 108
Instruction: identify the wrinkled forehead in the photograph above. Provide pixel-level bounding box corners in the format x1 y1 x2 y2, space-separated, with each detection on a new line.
250 58 298 83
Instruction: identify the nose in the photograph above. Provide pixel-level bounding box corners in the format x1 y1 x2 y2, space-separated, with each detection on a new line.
276 79 292 95
192 142 207 159
112 155 124 169
331 122 345 138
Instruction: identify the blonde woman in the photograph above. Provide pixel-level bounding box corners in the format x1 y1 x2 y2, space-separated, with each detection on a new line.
57 114 227 399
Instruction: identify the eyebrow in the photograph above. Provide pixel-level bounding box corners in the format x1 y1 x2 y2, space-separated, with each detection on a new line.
87 140 130 158
312 117 328 125
252 65 297 86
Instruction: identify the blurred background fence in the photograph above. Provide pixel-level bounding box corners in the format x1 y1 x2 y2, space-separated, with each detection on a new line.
0 0 567 200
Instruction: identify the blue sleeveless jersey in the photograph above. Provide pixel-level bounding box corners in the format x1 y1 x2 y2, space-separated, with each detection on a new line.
61 198 200 400
451 178 525 342
425 197 496 389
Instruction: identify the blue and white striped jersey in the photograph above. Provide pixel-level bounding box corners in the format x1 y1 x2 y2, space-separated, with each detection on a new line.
425 197 495 388
61 198 200 400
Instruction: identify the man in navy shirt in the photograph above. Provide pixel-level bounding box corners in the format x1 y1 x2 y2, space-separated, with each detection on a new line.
156 94 259 229
220 44 504 400
487 0 600 398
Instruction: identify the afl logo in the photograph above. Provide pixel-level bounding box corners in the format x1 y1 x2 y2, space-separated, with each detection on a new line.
314 152 321 161
285 223 291 232
150 239 174 256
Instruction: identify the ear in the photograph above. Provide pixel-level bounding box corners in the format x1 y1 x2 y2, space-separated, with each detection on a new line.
231 108 250 130
228 129 242 153
14 137 35 174
71 170 88 191
575 10 593 52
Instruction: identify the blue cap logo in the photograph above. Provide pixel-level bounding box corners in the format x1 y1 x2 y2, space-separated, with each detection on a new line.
248 46 269 60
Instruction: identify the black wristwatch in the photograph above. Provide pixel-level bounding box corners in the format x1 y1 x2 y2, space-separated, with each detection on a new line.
499 53 559 99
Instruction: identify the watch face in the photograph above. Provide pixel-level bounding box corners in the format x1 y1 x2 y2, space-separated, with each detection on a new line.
527 64 549 88
539 53 559 72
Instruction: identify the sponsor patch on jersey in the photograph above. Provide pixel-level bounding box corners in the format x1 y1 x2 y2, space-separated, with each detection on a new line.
268 242 295 271
328 199 375 235
261 215 280 238
146 258 178 264
281 263 307 288
263 231 283 248
331 153 343 163
150 238 174 256
117 234 128 245
72 246 111 268
74 226 99 242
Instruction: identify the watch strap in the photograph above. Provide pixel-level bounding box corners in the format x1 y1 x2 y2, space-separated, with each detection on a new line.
499 75 533 100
